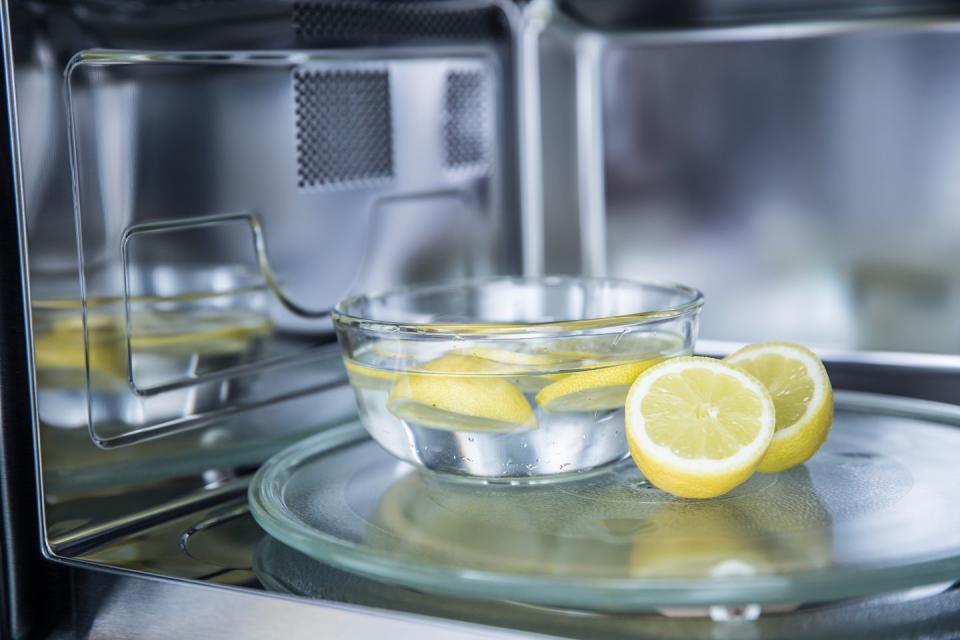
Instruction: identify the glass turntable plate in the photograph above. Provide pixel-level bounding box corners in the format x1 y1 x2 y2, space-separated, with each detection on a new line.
249 391 960 611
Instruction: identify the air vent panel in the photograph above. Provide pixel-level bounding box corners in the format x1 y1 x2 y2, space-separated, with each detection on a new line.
443 70 490 171
293 68 393 189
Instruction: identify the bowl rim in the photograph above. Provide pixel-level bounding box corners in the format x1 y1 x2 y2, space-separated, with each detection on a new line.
331 276 704 336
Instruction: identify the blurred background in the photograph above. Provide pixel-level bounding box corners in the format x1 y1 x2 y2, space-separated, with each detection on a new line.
539 14 960 355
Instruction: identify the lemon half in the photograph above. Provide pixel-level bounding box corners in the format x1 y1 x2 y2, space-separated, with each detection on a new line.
724 342 833 473
387 354 536 433
625 357 775 499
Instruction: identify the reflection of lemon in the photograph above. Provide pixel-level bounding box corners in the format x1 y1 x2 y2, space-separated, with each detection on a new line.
535 359 662 412
630 501 771 579
747 465 834 572
34 328 127 387
631 466 834 579
366 472 634 576
34 310 270 388
725 342 833 473
387 354 536 433
625 357 775 499
366 473 549 573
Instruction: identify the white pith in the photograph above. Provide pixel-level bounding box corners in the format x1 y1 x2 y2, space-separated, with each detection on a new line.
625 358 776 474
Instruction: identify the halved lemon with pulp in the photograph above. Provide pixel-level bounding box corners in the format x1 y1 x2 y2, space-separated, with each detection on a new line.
625 357 775 499
387 353 536 433
724 342 833 473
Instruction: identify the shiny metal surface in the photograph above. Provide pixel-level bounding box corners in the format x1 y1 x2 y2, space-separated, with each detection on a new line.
8 0 521 561
539 9 960 361
557 0 960 30
58 568 960 639
58 493 960 639
6 0 960 638
0 3 71 637
66 570 554 640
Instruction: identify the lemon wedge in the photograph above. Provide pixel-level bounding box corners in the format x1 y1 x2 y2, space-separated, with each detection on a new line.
535 359 662 412
724 342 833 473
625 357 775 499
388 353 536 433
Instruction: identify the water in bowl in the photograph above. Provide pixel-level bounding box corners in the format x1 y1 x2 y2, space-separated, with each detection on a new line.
344 332 691 480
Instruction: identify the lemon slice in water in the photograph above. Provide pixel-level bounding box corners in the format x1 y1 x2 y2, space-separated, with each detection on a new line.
535 359 663 413
625 357 775 499
540 332 684 362
344 358 399 390
387 353 536 433
454 347 565 393
724 342 833 473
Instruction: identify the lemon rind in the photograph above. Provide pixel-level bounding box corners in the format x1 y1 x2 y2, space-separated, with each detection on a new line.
724 342 828 443
625 356 776 476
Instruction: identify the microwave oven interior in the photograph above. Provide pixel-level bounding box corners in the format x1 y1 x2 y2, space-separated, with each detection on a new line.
5 0 960 638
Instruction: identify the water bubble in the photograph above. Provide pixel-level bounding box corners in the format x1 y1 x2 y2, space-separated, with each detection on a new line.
521 442 528 449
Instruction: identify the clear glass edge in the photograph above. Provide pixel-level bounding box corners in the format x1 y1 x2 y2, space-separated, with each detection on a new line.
248 391 960 609
330 276 705 337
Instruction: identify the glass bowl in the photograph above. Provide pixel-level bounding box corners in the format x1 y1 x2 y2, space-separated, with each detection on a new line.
332 276 704 481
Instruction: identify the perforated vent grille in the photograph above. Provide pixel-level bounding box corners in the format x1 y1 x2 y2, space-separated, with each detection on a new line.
293 69 393 189
444 70 490 170
293 1 502 42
